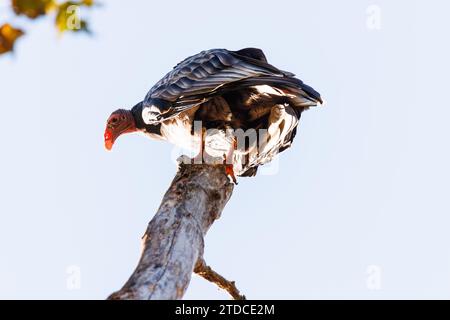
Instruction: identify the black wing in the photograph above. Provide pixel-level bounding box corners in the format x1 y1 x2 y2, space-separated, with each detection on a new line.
145 48 294 102
143 48 321 121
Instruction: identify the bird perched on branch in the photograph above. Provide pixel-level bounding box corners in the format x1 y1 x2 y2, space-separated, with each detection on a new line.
104 48 322 183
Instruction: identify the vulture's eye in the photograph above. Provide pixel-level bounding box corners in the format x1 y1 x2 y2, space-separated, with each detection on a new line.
121 116 126 120
111 118 118 123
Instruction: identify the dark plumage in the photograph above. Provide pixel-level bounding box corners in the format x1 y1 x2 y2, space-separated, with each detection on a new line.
105 48 322 179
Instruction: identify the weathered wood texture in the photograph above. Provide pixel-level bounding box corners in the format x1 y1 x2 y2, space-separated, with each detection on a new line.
108 159 234 300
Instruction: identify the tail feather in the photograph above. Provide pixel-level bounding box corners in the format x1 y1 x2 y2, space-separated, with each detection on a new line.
239 166 258 177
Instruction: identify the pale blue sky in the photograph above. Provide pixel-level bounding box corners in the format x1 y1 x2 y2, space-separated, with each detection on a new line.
1 0 450 299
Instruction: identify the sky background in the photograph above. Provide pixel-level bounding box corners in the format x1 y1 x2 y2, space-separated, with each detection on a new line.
1 0 450 299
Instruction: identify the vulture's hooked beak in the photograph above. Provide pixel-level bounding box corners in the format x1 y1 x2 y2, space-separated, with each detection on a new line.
104 109 136 151
104 129 115 151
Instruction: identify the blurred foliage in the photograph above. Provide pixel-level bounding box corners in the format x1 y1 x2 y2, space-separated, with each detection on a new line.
0 0 96 55
12 0 55 18
0 23 24 54
55 1 90 33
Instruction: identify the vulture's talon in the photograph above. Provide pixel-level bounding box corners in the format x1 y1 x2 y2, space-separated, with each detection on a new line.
225 164 238 185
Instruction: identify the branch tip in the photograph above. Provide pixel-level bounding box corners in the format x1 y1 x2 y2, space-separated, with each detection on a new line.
194 258 246 300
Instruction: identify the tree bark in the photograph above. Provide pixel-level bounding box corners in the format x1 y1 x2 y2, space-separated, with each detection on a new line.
108 157 234 300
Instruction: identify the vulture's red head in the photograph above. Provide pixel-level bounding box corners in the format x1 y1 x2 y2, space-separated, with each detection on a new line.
104 109 136 150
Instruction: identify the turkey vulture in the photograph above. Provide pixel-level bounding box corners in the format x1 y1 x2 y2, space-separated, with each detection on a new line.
104 48 322 182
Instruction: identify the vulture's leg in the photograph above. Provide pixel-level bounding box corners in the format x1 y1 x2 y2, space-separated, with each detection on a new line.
260 104 298 157
268 104 285 135
223 137 238 185
261 104 286 153
193 127 206 164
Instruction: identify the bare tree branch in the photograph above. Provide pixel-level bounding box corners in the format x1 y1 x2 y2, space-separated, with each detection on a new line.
194 258 246 300
108 157 235 300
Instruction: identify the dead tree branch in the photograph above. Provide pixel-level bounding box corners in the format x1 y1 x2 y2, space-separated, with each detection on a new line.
194 258 246 300
108 157 235 300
